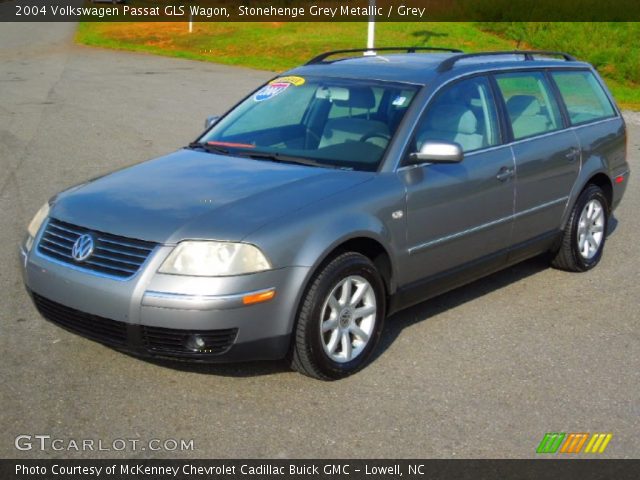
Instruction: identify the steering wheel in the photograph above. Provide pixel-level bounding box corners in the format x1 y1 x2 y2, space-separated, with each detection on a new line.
360 132 391 145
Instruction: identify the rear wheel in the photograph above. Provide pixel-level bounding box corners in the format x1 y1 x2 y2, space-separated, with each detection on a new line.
551 185 609 272
291 252 385 380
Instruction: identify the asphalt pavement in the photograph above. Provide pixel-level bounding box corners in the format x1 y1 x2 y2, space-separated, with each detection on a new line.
1 23 639 459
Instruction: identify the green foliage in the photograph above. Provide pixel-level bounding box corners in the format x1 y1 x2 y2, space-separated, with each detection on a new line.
479 22 640 84
76 22 640 109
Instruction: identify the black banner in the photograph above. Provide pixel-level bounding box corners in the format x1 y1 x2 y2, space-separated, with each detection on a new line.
3 459 640 480
2 0 640 22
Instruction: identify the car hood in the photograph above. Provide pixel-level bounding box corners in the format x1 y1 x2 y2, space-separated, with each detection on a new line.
52 149 372 244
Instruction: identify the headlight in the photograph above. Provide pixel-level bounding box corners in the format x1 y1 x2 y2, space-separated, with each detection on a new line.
27 202 50 238
159 241 271 276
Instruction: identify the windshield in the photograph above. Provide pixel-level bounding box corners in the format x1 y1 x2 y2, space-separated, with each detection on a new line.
198 76 419 171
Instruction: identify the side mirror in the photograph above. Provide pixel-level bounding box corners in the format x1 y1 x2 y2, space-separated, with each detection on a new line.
408 141 464 164
204 115 220 130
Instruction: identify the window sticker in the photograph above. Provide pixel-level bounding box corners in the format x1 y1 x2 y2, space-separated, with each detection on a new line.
254 82 290 102
392 95 407 107
253 76 306 101
271 76 305 86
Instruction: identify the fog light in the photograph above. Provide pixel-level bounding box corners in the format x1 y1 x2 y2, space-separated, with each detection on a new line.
185 334 206 352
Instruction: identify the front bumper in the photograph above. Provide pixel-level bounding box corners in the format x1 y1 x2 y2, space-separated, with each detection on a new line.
21 237 310 363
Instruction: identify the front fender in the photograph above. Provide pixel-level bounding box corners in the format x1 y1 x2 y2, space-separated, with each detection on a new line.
294 216 398 289
261 213 400 338
243 174 406 332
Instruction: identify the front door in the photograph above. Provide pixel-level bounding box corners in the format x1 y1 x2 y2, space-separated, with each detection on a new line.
400 75 515 286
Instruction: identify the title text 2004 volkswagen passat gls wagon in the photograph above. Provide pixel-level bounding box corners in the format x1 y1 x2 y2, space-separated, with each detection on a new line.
21 49 629 379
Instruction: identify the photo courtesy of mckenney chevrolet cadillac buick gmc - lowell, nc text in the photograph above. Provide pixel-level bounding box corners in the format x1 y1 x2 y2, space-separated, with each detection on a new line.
20 47 629 380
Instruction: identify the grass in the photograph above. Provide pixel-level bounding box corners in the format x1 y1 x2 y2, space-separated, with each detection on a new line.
479 22 640 109
75 22 640 109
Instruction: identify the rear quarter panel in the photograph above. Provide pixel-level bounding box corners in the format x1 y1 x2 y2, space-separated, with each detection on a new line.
567 116 627 222
566 69 629 214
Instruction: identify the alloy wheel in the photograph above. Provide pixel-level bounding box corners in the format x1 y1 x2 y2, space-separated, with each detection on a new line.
577 199 605 259
319 275 377 363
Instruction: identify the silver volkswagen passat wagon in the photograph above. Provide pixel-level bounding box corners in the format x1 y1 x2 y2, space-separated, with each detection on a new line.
21 48 629 379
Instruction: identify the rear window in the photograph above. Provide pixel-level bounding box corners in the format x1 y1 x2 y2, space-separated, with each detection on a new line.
551 71 616 125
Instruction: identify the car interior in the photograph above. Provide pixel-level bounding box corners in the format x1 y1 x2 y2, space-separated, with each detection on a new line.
414 78 498 153
505 94 554 139
215 82 417 170
318 87 390 150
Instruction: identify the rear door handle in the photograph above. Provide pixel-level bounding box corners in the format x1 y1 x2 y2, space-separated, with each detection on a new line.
496 166 514 182
565 147 580 162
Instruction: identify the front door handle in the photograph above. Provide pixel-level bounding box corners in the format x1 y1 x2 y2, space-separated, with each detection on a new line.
496 166 514 182
565 147 580 162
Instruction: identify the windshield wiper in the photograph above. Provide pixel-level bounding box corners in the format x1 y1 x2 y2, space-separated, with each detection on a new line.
188 144 337 169
236 150 331 169
187 142 230 155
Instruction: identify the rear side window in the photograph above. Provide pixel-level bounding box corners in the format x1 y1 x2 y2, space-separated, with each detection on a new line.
495 72 563 140
551 71 616 125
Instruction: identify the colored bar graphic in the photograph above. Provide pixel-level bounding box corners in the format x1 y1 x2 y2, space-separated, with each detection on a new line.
560 433 588 453
584 433 613 453
537 433 612 454
537 433 566 453
572 433 589 453
598 434 613 453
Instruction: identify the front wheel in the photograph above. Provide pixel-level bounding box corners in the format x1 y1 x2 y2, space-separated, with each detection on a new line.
551 184 609 272
291 252 385 380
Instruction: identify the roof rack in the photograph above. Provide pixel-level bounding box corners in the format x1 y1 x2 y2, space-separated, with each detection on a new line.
437 50 576 73
306 47 463 65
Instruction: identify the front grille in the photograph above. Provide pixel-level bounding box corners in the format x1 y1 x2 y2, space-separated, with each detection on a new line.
37 218 156 279
32 293 128 347
142 326 238 355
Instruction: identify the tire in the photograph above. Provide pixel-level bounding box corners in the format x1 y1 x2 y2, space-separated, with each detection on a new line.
551 184 609 272
291 252 386 380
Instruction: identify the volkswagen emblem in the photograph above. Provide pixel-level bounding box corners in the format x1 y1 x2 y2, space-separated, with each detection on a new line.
71 234 94 262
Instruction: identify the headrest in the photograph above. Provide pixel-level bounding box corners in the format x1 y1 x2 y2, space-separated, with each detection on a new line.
506 95 542 117
334 87 376 109
428 104 478 134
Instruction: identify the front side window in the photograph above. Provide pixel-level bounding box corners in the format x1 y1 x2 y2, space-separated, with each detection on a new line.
199 76 419 171
551 70 616 125
411 76 500 154
495 71 563 140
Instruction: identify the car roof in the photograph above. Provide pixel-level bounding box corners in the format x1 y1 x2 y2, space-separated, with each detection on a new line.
286 52 592 86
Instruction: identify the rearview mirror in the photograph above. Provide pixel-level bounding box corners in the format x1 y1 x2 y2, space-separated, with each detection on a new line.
315 86 350 102
408 141 463 164
204 116 220 129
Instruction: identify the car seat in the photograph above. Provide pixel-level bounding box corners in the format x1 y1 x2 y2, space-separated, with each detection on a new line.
319 87 390 149
417 104 483 152
505 95 551 139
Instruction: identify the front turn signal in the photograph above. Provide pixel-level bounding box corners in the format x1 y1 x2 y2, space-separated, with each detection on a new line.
242 288 276 305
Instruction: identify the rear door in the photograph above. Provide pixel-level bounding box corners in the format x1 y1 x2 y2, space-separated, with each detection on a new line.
493 70 581 250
